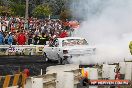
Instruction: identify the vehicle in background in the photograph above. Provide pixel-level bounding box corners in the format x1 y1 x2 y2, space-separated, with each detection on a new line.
43 37 96 64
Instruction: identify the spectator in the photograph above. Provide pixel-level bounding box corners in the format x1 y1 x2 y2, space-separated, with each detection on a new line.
38 33 49 45
17 31 26 45
33 34 39 45
59 30 68 38
0 32 4 45
7 32 13 45
4 32 9 44
28 32 33 45
1 21 7 32
0 16 78 45
12 31 18 45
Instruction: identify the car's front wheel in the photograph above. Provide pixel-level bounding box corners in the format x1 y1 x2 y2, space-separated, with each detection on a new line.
57 54 62 64
62 59 69 64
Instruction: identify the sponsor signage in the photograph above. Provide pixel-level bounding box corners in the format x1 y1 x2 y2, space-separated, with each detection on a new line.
0 45 44 55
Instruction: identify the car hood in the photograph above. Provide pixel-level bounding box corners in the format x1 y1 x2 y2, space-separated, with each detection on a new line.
62 45 96 55
63 45 96 50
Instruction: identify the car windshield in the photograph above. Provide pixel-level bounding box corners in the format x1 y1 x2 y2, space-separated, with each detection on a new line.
62 39 88 46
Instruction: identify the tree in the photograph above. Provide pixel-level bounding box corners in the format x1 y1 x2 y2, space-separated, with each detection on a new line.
0 6 14 16
0 0 3 5
60 9 72 21
10 3 25 17
0 0 26 16
32 4 52 18
43 0 70 15
0 0 10 6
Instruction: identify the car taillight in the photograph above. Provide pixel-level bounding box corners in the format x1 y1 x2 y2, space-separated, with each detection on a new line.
63 50 68 54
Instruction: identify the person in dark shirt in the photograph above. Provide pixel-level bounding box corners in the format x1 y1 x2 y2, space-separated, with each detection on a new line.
28 32 33 45
33 34 39 45
38 33 49 45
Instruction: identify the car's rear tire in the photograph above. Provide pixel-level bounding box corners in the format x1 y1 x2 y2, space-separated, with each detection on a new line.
57 54 63 64
43 53 49 62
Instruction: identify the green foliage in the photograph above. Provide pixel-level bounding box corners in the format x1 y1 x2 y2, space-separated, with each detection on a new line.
10 3 26 17
0 0 2 5
43 0 70 15
10 0 25 4
60 9 72 21
33 4 52 18
0 0 25 16
0 0 73 19
0 6 14 16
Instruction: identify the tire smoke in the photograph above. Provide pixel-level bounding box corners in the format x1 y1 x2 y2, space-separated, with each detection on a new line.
70 0 132 64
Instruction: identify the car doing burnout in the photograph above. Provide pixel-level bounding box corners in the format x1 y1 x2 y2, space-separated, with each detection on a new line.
43 37 96 64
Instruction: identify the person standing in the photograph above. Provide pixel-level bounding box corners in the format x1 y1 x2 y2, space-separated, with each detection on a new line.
17 31 26 45
7 32 13 45
59 30 68 38
0 32 4 45
28 31 33 45
33 34 39 45
38 33 49 45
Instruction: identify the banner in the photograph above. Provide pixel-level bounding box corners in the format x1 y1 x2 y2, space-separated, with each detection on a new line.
0 45 44 55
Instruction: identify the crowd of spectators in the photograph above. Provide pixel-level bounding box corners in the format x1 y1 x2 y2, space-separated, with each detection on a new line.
0 16 77 45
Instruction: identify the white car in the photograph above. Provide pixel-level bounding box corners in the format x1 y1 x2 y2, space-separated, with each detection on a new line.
43 37 96 64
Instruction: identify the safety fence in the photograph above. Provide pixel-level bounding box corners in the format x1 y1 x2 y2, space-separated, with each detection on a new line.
0 73 26 88
0 45 44 55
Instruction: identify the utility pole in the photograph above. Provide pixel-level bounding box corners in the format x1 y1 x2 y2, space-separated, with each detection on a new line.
25 0 29 30
25 0 29 21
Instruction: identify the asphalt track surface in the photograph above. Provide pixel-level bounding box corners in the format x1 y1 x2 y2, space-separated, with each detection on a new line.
0 56 59 76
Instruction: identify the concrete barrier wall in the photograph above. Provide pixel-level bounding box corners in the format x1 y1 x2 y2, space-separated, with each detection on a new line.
125 62 132 80
46 65 80 88
102 64 116 79
25 73 57 88
102 62 132 80
119 62 126 74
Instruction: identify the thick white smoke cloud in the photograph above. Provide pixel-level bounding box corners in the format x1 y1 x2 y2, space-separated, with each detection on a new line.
70 0 132 64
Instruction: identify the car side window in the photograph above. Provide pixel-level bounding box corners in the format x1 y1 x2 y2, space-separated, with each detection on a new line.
49 39 59 47
54 39 59 47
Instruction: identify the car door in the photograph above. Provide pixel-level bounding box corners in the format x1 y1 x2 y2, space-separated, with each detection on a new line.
44 45 53 60
50 39 60 60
